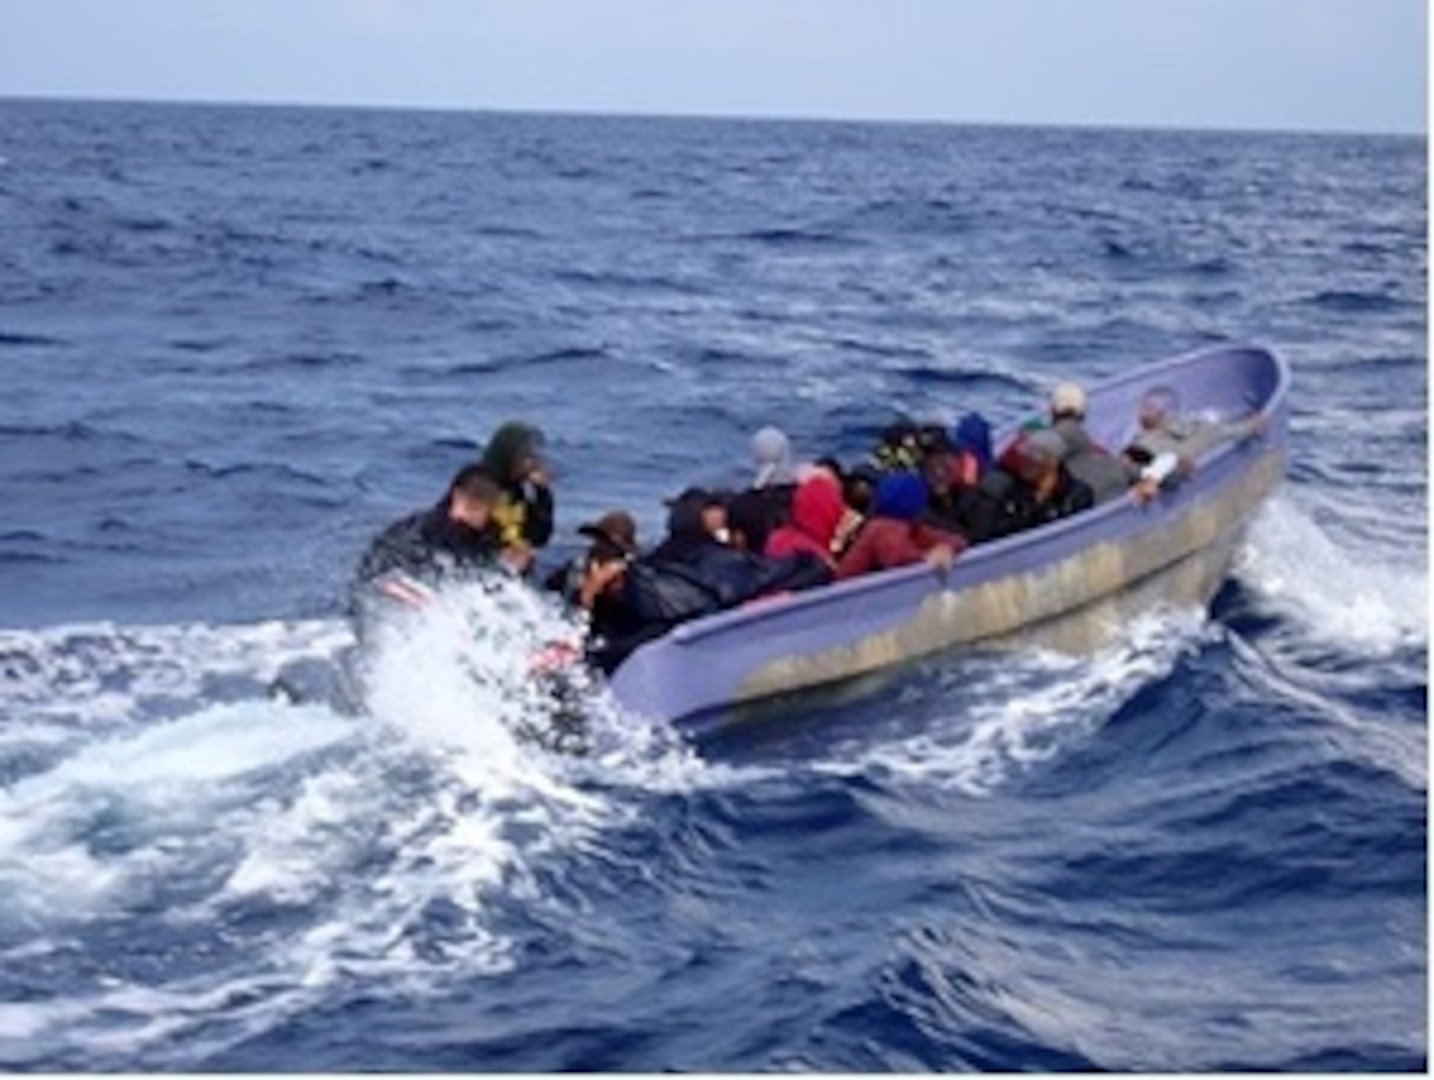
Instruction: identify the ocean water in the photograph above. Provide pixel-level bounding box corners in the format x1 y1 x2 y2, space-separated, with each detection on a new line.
0 99 1426 1071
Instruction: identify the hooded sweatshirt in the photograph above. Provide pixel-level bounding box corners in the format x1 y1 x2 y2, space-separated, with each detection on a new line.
751 426 797 488
764 473 846 566
480 421 554 549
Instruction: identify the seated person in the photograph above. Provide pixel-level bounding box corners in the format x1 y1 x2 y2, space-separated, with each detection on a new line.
921 447 985 537
639 488 831 611
951 411 995 478
872 417 925 473
1123 385 1268 502
836 472 965 580
1046 383 1128 504
586 488 830 672
1003 428 1096 533
350 465 507 638
764 471 847 570
544 509 640 609
751 426 805 489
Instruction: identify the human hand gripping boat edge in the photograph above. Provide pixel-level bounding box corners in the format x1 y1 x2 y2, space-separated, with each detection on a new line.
607 343 1291 736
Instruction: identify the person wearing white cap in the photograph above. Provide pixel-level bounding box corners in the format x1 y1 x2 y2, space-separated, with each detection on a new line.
1047 381 1129 504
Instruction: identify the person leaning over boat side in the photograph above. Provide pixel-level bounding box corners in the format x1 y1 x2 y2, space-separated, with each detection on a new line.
836 472 965 580
478 420 554 574
1002 427 1096 533
1046 382 1129 504
349 464 507 639
1122 385 1269 503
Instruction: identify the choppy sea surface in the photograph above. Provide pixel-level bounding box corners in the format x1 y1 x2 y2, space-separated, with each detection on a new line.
0 99 1426 1072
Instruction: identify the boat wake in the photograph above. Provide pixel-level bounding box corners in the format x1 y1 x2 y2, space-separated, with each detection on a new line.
0 492 1419 1067
0 585 701 1069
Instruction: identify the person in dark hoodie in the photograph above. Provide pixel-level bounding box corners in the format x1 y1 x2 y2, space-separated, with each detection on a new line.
1003 427 1096 533
350 464 506 638
622 489 829 626
479 420 555 573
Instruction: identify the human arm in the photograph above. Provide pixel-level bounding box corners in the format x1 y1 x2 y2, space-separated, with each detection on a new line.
523 479 555 548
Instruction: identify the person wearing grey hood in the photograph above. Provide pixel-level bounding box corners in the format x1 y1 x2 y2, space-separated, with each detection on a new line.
1122 386 1267 502
751 425 801 488
1047 382 1129 504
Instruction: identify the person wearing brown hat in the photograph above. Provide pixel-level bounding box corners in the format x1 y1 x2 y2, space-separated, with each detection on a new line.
544 509 641 613
577 510 638 561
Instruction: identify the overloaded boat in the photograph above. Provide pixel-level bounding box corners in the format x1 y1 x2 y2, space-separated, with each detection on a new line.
606 343 1291 734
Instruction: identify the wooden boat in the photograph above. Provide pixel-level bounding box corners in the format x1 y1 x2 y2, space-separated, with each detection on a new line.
606 344 1291 734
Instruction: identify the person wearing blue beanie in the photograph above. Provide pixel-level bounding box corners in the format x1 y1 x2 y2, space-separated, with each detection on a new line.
872 472 931 522
838 472 965 579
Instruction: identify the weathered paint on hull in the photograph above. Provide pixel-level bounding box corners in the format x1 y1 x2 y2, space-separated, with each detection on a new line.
733 447 1284 705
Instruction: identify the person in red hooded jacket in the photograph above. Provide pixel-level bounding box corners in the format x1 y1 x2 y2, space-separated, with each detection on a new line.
763 471 847 570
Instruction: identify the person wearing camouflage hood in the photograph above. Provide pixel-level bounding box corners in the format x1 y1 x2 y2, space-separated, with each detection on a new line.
479 420 554 573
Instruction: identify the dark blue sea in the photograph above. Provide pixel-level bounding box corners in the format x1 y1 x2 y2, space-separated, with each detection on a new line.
0 99 1426 1072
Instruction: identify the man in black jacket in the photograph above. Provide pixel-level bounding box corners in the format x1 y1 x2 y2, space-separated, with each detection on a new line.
351 464 506 636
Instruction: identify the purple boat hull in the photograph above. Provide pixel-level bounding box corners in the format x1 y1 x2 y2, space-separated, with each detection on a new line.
608 344 1291 733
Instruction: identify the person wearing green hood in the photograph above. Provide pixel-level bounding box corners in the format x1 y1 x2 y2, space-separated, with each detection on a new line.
479 420 554 574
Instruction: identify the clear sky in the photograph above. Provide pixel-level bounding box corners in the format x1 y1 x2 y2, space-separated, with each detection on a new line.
0 0 1425 134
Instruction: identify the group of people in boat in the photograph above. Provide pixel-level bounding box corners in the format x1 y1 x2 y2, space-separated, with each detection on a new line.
352 383 1266 674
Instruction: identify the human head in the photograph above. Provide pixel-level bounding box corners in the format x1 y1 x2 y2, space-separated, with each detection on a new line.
665 487 728 541
922 450 955 496
843 463 881 515
577 510 638 564
1011 429 1065 487
1138 386 1181 431
445 464 503 531
1050 382 1087 420
724 490 769 552
876 418 923 471
872 472 930 522
951 412 994 472
751 426 793 488
790 471 846 548
482 421 547 484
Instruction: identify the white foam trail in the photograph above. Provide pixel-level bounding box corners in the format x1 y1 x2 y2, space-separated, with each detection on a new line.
0 701 356 923
0 587 712 1067
817 609 1216 796
1236 493 1427 655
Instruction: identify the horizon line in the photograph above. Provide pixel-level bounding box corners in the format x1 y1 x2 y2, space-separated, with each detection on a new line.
0 90 1423 141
